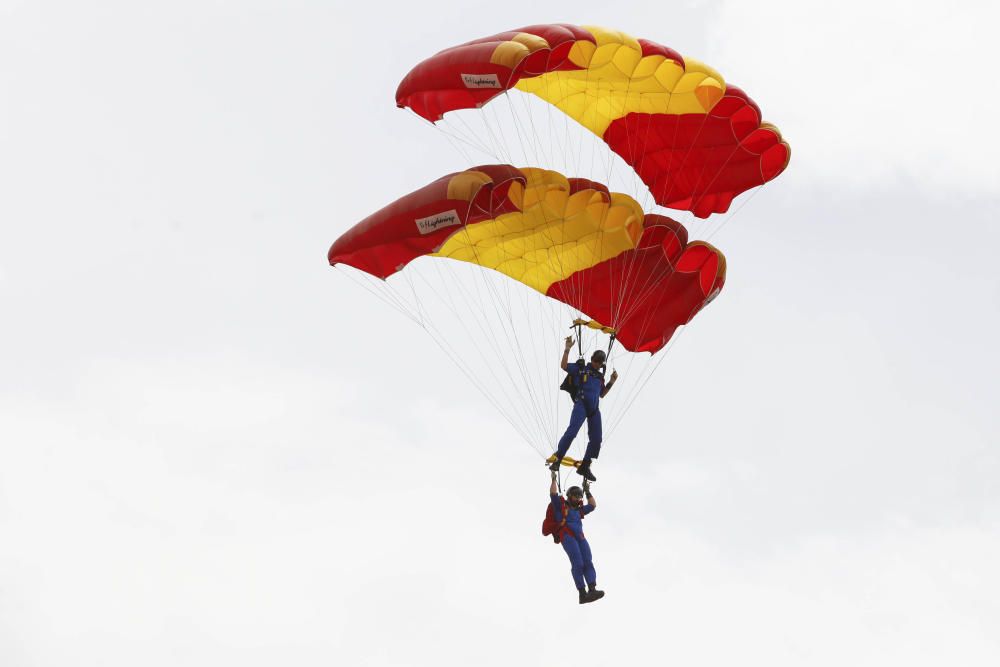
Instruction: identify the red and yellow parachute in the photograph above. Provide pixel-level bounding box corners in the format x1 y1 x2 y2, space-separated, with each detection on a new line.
329 165 724 354
397 24 789 218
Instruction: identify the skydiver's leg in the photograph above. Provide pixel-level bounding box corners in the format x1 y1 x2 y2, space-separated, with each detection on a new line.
560 534 587 601
578 537 604 602
554 401 587 460
579 537 597 587
584 409 603 461
576 409 602 481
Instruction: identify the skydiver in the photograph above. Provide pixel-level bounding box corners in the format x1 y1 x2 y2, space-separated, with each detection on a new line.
549 336 618 481
548 470 605 604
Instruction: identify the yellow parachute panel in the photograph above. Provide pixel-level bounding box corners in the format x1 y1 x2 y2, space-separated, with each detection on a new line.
433 168 644 294
514 26 725 137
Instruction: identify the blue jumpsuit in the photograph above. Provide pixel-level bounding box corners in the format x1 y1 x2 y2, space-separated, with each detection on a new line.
555 362 604 461
550 493 597 590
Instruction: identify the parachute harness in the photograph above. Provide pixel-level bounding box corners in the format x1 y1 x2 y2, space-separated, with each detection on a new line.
570 319 617 383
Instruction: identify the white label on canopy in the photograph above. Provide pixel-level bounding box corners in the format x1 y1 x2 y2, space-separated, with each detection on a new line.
415 209 461 235
461 73 501 89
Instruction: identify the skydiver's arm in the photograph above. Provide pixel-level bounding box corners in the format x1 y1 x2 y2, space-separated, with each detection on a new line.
600 370 619 397
561 337 573 371
584 480 597 511
549 472 565 521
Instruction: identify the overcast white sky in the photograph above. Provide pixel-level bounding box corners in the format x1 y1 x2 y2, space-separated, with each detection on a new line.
1 1 998 665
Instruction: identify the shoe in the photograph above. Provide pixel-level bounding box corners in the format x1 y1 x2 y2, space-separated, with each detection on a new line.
578 589 590 604
577 461 597 482
586 586 605 603
548 458 562 472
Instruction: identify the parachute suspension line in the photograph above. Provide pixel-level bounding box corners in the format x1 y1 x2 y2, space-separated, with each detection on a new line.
630 90 662 211
503 86 609 325
613 238 684 327
602 137 768 444
546 299 570 446
404 102 551 455
514 262 551 446
589 76 737 439
579 67 618 322
509 99 589 336
416 259 545 452
533 269 567 446
420 105 498 164
470 106 503 163
521 281 556 447
455 214 559 452
703 181 769 244
502 92 538 175
487 93 521 165
600 260 689 446
435 119 488 162
541 67 566 177
453 97 591 453
433 334 539 451
436 123 486 166
430 101 584 456
497 279 554 450
660 93 725 240
614 268 694 407
612 195 671 333
467 275 550 453
400 259 428 326
606 326 689 442
487 166 580 450
436 104 506 165
595 88 714 430
434 261 552 456
511 90 548 169
636 114 661 214
617 86 671 328
333 266 413 323
561 74 574 180
463 99 508 160
603 70 635 201
343 260 544 452
422 317 539 450
388 179 555 455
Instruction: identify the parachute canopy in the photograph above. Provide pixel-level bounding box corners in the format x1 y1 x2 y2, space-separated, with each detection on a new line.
328 165 725 353
396 24 790 218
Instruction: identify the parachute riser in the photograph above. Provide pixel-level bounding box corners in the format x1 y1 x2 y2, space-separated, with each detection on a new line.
570 318 617 369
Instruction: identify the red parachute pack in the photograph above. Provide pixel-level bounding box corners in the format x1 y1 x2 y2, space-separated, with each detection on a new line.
542 498 584 544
